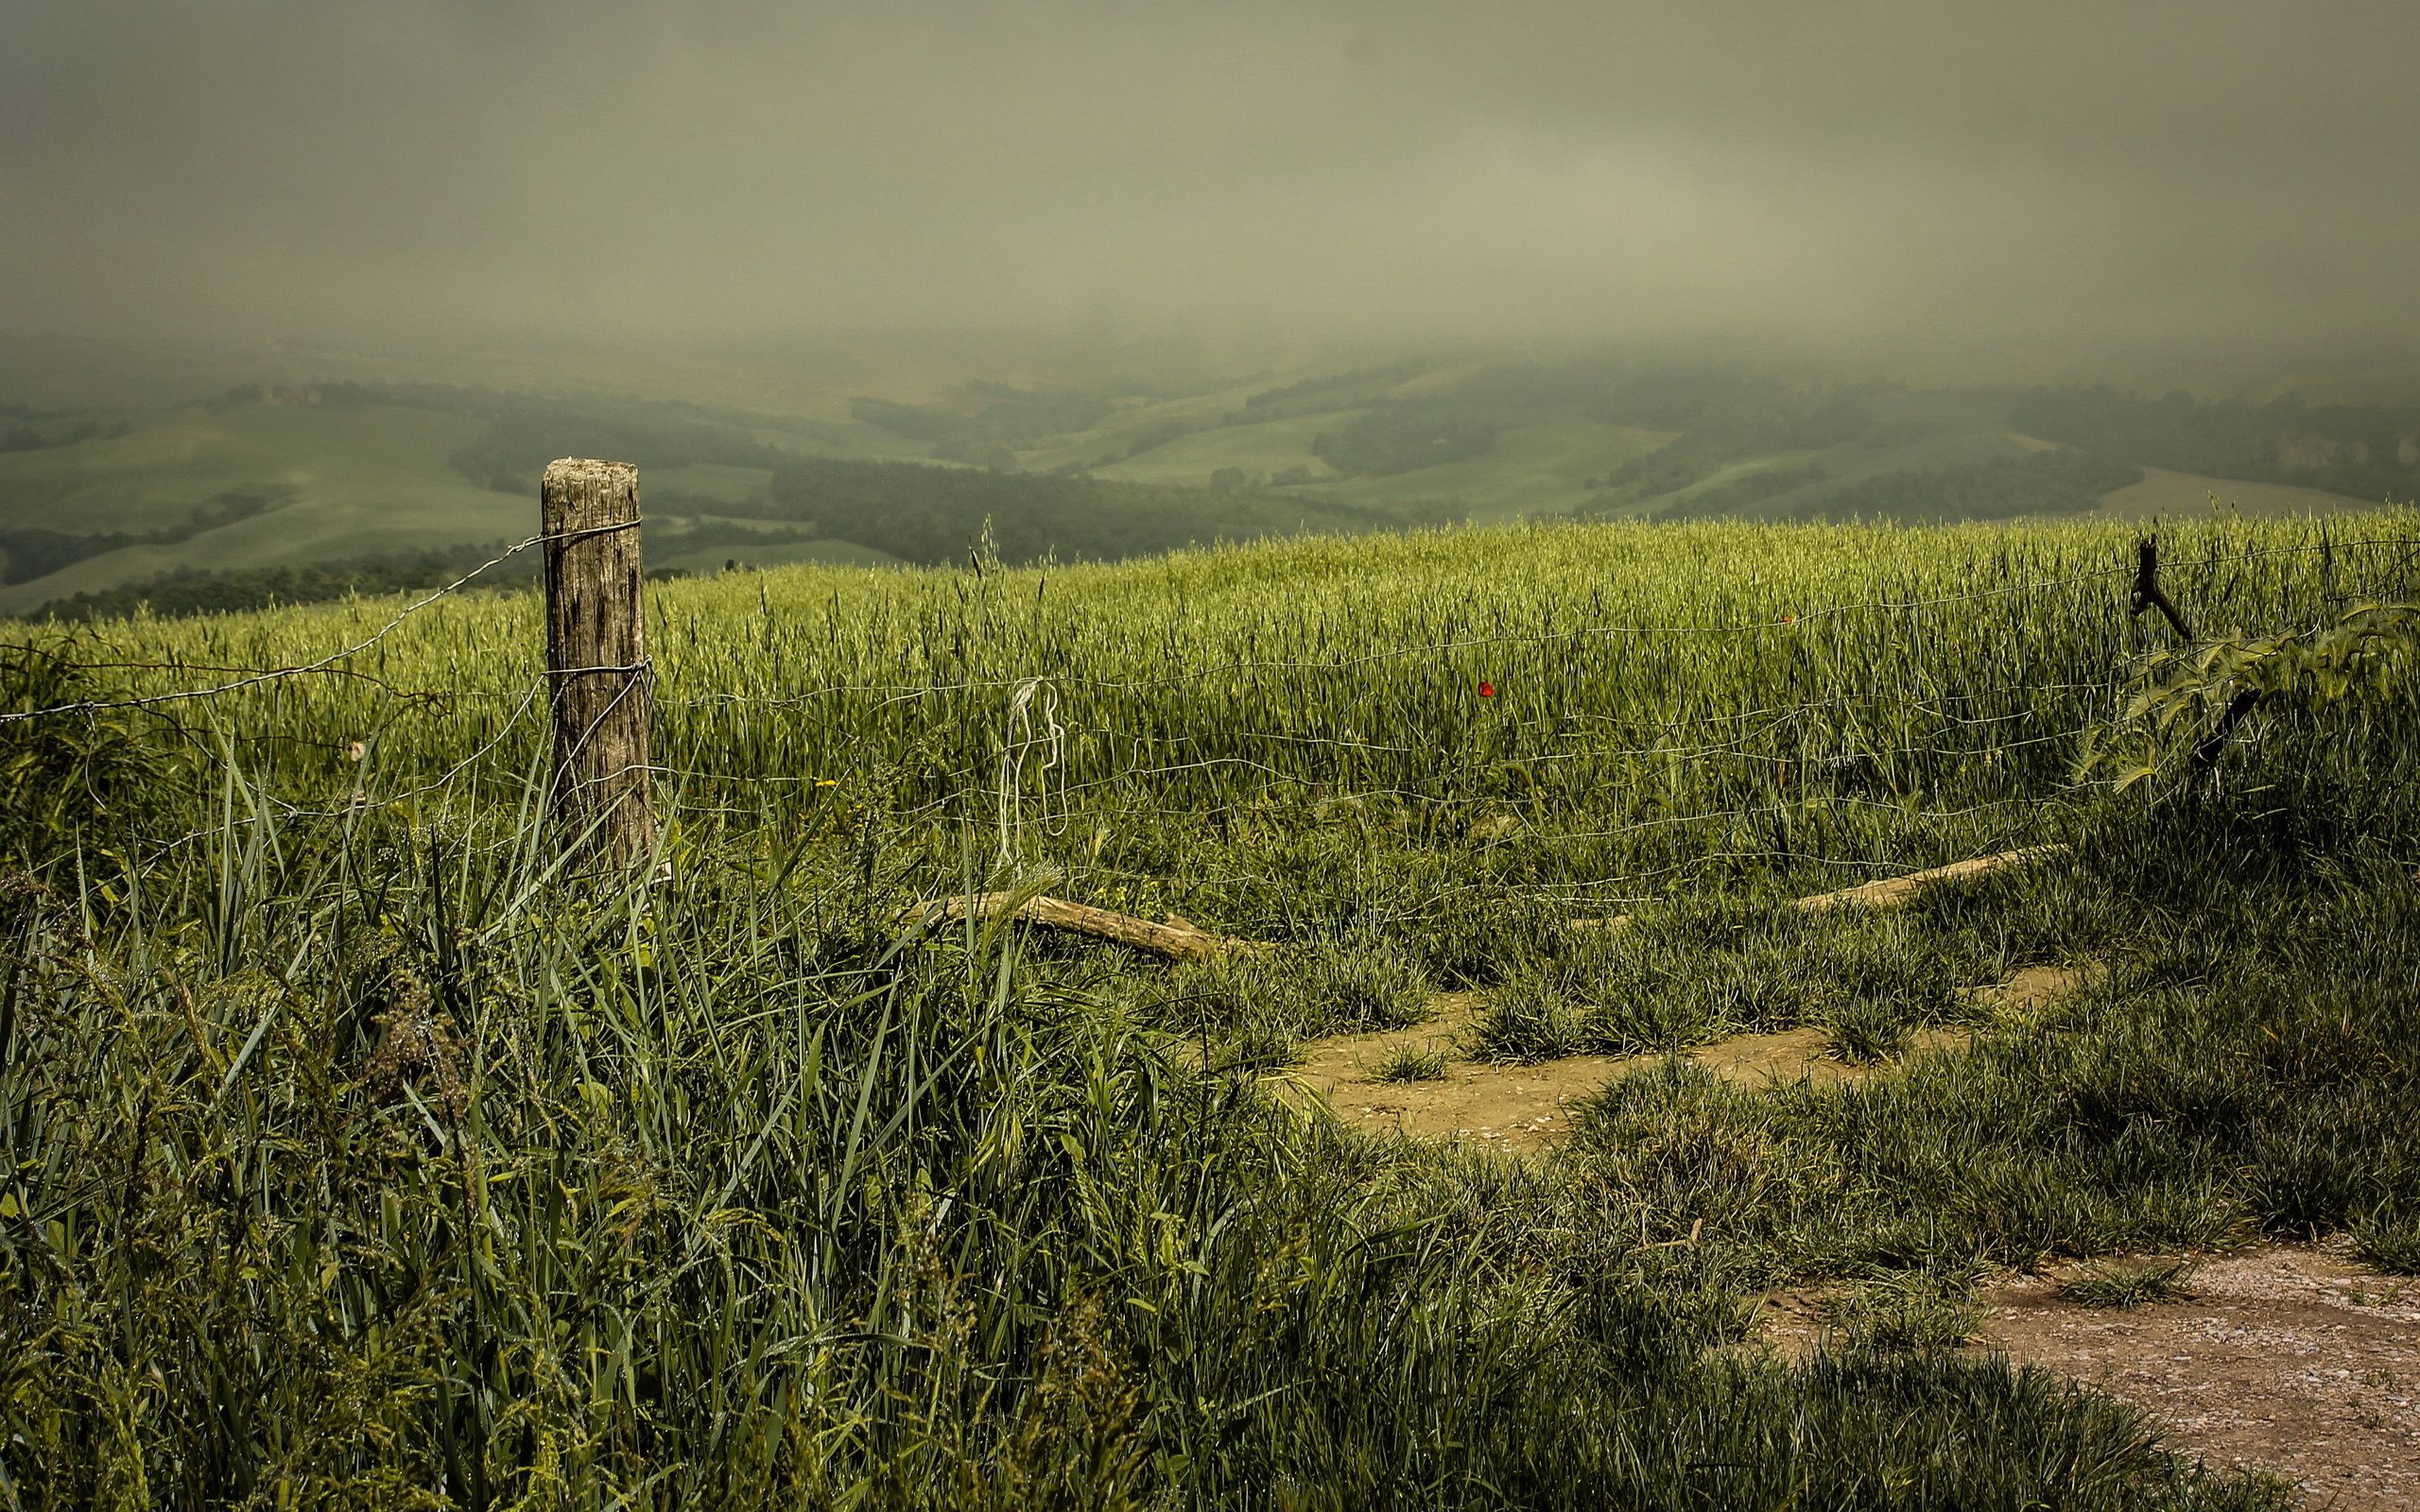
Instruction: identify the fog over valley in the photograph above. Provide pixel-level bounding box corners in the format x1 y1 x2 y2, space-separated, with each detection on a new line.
4 1 2418 617
8 0 2420 363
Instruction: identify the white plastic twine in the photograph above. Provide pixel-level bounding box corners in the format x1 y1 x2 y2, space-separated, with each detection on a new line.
995 676 1066 872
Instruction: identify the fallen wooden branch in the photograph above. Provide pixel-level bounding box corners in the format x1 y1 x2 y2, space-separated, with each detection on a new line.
903 892 1261 963
1572 844 2067 931
1792 844 2068 914
909 845 2069 963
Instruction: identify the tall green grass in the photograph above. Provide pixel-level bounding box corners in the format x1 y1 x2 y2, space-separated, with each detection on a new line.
7 512 2413 1506
0 779 2305 1509
18 514 2420 959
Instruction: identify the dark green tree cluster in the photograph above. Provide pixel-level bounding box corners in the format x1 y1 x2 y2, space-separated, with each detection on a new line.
0 529 123 587
1649 464 1831 522
851 381 1116 465
1310 404 1499 476
446 406 790 493
0 488 291 587
0 417 132 453
1596 390 1873 504
2011 385 2420 502
1224 360 1430 423
765 455 1429 565
23 541 534 622
1777 450 2142 525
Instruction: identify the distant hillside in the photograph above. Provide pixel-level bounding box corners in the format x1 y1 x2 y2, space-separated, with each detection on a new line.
4 351 2411 618
2010 385 2420 504
758 455 1430 567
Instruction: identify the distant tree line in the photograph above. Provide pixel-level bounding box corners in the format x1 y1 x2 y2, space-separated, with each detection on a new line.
15 511 850 622
1058 418 1198 472
850 381 1117 466
648 514 826 556
1634 449 2140 526
2010 385 2420 502
0 488 290 586
760 455 1443 565
1310 404 1499 476
0 418 134 454
1223 360 1431 425
1779 450 2141 525
444 405 792 493
1368 361 1889 507
21 539 536 622
1648 464 1832 521
1596 391 1874 503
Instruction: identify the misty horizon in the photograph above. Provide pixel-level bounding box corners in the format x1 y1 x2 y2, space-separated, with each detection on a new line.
9 0 2420 370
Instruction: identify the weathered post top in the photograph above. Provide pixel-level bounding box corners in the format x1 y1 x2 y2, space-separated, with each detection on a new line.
544 457 641 519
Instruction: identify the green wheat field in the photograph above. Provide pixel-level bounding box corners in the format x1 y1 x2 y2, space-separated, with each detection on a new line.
5 509 2418 1508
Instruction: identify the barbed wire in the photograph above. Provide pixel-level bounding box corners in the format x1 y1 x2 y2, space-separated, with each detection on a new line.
21 524 2416 915
1 534 549 726
19 531 2407 728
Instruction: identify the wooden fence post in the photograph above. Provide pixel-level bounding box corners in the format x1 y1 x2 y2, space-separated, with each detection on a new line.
542 458 654 868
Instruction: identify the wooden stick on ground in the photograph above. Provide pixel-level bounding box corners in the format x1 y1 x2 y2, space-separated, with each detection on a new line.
905 892 1261 963
1791 844 2068 914
911 845 2068 963
1571 843 2067 931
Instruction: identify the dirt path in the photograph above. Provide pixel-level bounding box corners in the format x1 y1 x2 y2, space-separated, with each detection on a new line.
1275 964 2083 1150
1281 966 2420 1503
1278 967 2420 1501
1985 1245 2420 1510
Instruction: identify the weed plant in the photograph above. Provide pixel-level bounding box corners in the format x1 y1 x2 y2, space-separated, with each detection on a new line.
2353 1211 2420 1275
1827 998 1915 1064
1143 935 1430 1068
1374 1044 1450 1083
1474 899 1999 1061
2060 1260 2200 1308
1824 1272 1986 1351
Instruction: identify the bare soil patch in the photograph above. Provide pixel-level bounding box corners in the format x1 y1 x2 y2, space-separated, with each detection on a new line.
1987 1244 2420 1510
1276 991 1601 1149
1757 1244 2420 1509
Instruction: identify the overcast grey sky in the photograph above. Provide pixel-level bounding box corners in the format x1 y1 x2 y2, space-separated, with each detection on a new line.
6 0 2417 359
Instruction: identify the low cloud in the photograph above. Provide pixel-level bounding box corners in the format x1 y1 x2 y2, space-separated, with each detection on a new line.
5 0 2415 366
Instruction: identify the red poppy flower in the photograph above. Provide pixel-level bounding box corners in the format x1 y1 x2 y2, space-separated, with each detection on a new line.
1478 679 1496 698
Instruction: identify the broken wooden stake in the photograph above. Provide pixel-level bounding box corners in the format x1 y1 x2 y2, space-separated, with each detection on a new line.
1791 843 2068 913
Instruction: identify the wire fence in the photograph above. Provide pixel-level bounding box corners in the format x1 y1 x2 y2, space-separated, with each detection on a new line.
8 520 2418 928
9 534 2406 724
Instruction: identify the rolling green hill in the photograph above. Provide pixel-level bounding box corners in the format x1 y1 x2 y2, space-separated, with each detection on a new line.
4 345 2412 619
